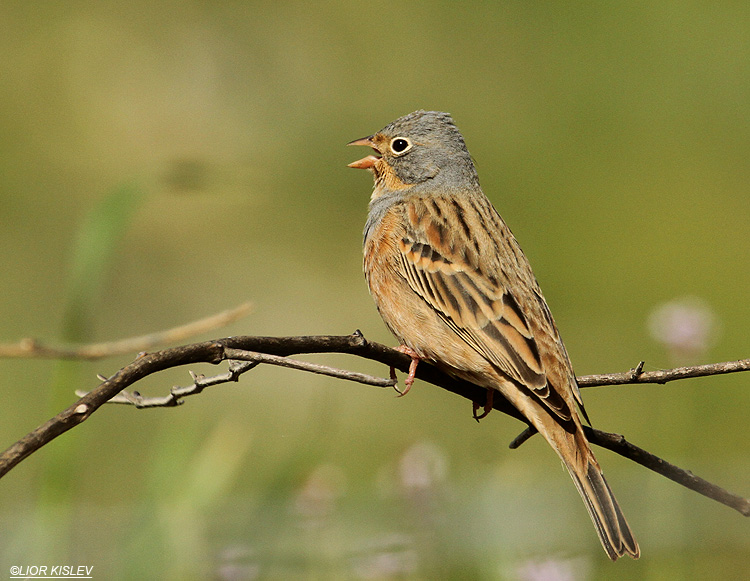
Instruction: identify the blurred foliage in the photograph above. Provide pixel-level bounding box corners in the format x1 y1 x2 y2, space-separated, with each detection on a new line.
1 2 748 579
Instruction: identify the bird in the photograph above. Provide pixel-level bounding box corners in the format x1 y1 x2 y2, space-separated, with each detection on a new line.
348 110 640 560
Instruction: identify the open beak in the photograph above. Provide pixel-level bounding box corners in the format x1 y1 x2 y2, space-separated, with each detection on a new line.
347 135 380 169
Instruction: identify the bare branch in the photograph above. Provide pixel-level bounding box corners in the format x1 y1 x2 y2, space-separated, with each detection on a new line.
578 358 750 387
584 427 750 516
221 348 397 387
77 361 259 408
0 332 747 522
76 349 396 408
0 333 383 478
509 423 750 516
0 302 253 360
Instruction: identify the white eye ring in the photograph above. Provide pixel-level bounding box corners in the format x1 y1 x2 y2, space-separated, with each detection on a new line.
389 137 413 156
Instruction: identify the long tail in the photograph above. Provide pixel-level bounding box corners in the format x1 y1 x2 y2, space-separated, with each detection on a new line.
493 384 639 559
564 454 640 560
550 431 641 561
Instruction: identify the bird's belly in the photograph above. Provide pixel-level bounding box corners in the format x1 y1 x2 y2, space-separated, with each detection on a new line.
367 262 496 384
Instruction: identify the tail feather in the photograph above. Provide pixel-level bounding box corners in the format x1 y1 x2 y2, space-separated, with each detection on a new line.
565 460 640 560
491 382 639 559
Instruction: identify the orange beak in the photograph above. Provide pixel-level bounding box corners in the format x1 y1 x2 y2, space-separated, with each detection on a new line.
347 136 380 169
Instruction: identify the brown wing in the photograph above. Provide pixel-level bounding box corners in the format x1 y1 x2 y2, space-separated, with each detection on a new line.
396 193 576 420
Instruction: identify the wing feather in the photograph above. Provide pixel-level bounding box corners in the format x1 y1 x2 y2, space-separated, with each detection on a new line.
395 195 575 420
399 198 547 389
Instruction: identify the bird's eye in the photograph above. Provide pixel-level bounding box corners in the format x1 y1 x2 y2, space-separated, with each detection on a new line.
389 137 412 155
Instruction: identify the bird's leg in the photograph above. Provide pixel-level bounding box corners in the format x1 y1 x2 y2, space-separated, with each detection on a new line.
472 388 494 421
393 345 421 397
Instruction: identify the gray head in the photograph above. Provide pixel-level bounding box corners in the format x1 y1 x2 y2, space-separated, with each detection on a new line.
348 110 480 192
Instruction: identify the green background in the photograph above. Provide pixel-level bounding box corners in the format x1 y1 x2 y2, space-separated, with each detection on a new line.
1 2 748 579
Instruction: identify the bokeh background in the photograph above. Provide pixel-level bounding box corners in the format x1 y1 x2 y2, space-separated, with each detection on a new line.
1 3 749 579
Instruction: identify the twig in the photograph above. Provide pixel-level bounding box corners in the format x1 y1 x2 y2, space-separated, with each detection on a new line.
508 426 537 449
0 302 253 360
508 423 750 515
79 361 259 408
222 348 397 387
584 427 750 517
578 358 750 387
76 349 396 408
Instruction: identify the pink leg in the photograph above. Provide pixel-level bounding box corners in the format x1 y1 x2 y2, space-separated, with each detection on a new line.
472 388 494 421
392 345 421 397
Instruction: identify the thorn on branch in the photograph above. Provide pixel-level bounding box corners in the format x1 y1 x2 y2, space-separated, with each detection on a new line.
631 361 645 380
351 329 366 347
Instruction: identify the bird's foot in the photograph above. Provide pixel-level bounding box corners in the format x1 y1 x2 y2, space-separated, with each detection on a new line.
392 345 421 397
472 388 494 422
